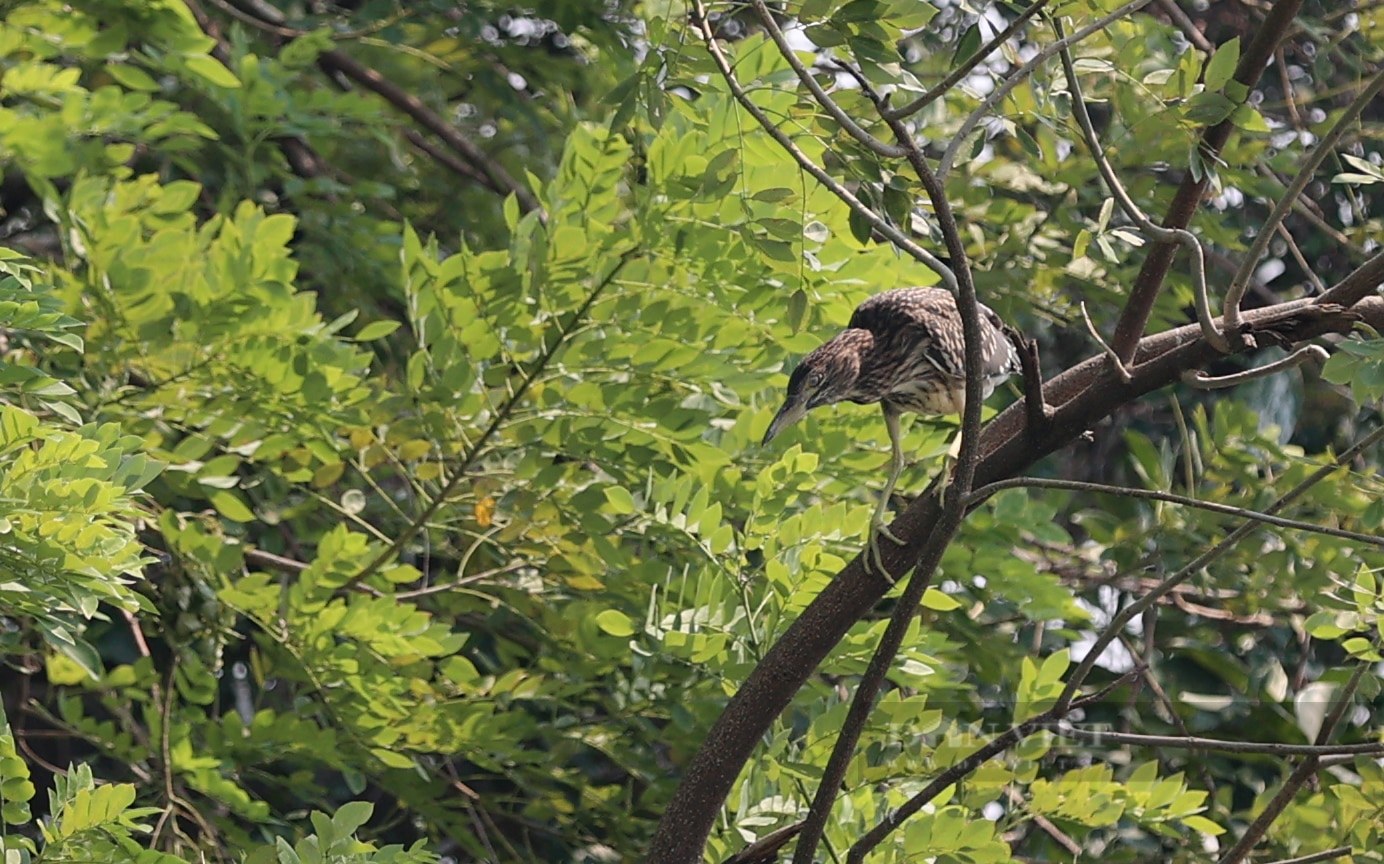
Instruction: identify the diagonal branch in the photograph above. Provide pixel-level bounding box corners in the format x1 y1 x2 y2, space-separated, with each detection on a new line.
748 0 905 158
337 249 637 594
1109 0 1306 359
1215 663 1368 864
884 0 1051 121
966 476 1384 549
314 48 543 216
695 6 955 290
1053 424 1384 715
1223 65 1384 333
937 0 1155 180
787 52 992 864
846 672 1138 863
1057 26 1228 353
646 281 1370 864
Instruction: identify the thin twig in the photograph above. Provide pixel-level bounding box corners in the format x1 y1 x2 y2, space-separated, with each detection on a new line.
1157 0 1212 51
885 0 1051 120
1215 663 1367 864
404 128 500 189
1082 301 1133 382
314 49 545 216
1263 847 1353 864
1182 344 1328 388
1013 328 1054 437
339 249 637 593
1224 65 1384 334
1257 166 1363 255
938 0 1154 180
1055 423 1384 714
748 0 905 157
845 671 1138 863
1058 27 1228 353
394 562 527 598
965 472 1383 548
1005 785 1083 855
1277 222 1326 294
694 6 955 290
1116 632 1220 797
1050 724 1384 756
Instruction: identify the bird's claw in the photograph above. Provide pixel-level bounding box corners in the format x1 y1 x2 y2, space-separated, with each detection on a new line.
864 520 906 584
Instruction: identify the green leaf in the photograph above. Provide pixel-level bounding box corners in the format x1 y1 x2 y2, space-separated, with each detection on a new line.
920 587 961 611
604 486 638 514
209 490 255 522
355 320 401 341
596 609 635 637
1203 37 1240 92
183 54 242 88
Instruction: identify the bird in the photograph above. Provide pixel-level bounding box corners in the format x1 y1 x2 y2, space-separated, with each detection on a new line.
761 287 1020 579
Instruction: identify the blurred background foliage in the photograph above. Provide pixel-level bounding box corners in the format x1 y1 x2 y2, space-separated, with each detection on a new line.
0 0 1382 861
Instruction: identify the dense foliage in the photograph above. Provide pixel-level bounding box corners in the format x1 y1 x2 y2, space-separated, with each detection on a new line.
1 0 1383 862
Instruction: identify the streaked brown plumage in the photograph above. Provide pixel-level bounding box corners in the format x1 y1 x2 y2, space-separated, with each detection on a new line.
762 287 1020 577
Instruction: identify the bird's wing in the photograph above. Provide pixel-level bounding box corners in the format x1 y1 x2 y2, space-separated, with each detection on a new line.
848 288 966 379
849 288 1016 381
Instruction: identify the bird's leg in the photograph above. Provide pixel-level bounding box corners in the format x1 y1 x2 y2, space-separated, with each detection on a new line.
866 405 908 581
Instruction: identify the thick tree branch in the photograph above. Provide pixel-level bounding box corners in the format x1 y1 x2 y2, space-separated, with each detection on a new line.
645 4 1376 861
788 52 992 863
1058 27 1228 353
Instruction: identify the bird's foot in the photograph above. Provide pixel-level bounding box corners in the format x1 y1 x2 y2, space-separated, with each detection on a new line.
864 519 907 584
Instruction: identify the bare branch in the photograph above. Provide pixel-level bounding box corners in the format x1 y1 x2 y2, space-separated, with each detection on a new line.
315 48 545 216
885 0 1051 121
693 3 955 290
1051 724 1384 757
1055 424 1384 715
1014 328 1054 437
845 672 1138 863
1263 847 1354 864
1156 0 1212 51
747 0 905 157
1082 300 1134 382
966 474 1384 549
938 0 1155 180
1182 344 1328 389
1058 30 1229 353
1224 66 1384 333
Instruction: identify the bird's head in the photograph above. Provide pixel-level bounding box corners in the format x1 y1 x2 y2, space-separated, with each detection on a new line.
762 330 870 445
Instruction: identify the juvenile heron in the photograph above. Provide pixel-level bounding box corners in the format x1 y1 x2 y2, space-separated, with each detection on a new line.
762 287 1020 577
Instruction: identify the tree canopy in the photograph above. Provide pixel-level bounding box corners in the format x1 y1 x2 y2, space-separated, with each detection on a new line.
2 0 1384 862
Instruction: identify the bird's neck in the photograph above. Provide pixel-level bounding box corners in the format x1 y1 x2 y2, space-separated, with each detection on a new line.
834 328 890 404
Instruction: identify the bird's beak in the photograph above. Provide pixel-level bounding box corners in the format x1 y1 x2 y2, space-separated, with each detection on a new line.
762 397 807 445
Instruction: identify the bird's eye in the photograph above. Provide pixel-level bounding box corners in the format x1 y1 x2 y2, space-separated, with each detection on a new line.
808 372 823 388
